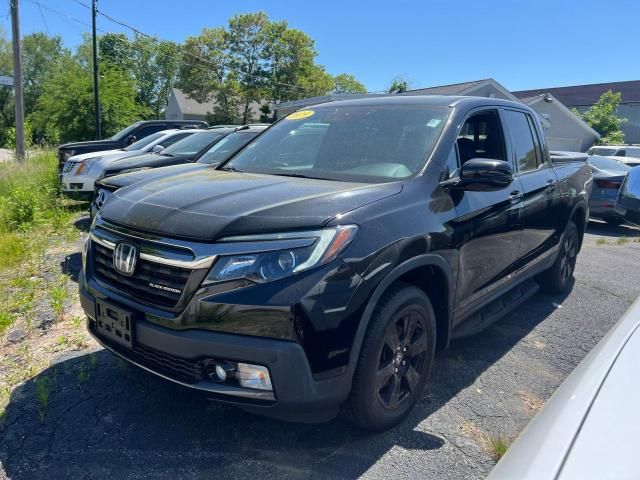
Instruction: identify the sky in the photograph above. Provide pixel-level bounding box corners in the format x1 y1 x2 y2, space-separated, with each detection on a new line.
4 0 640 93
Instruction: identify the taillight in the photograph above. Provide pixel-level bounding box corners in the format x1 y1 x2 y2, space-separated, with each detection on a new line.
595 179 622 189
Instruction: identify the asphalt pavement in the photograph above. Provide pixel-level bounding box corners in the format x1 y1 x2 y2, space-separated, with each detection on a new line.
1 221 639 480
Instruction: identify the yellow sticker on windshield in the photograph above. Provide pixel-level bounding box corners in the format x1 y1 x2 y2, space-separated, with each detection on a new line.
286 110 315 120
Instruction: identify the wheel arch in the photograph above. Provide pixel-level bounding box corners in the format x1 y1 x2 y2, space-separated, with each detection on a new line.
347 254 454 379
569 200 587 250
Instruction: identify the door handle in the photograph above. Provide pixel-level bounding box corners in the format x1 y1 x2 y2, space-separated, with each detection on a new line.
546 179 557 191
509 190 523 201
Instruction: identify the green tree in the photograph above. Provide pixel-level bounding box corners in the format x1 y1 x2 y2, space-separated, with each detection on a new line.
30 59 149 143
22 33 68 115
226 12 270 123
387 76 409 94
332 73 367 94
573 90 626 144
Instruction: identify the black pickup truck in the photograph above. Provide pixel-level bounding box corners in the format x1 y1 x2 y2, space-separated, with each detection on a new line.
57 119 208 169
80 96 591 431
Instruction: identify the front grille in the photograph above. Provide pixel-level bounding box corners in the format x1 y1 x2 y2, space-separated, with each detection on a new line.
132 343 204 384
62 162 75 173
92 242 191 309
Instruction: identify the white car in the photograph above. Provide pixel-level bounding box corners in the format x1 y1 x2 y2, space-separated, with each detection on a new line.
60 129 198 194
488 297 640 480
587 145 640 167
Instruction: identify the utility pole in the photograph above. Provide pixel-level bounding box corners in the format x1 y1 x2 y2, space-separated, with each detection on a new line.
10 0 24 162
91 0 101 139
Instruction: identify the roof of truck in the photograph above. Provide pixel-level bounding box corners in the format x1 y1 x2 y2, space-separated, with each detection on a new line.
307 95 527 110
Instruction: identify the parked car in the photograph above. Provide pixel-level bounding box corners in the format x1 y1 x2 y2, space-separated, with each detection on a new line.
488 297 640 480
90 125 268 217
57 119 208 170
587 155 631 225
60 129 199 195
587 145 640 167
80 96 591 431
616 164 640 225
98 125 268 179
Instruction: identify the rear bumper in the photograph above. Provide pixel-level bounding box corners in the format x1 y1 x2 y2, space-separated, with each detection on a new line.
80 283 352 422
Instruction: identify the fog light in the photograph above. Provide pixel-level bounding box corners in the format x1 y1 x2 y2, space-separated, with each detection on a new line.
215 364 227 382
236 363 273 391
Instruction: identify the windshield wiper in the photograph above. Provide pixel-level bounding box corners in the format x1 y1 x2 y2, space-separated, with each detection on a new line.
268 172 333 181
218 165 241 172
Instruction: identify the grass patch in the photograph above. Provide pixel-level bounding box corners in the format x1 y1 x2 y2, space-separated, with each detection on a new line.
596 238 608 245
0 232 25 269
0 311 13 333
50 284 68 321
617 236 629 245
35 374 55 422
487 435 510 461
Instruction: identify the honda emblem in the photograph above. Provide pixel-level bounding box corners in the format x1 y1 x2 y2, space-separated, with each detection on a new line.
113 242 138 276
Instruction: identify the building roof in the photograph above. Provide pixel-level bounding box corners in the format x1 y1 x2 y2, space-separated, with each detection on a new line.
401 78 521 102
522 93 600 139
513 80 640 107
401 79 489 96
171 88 217 116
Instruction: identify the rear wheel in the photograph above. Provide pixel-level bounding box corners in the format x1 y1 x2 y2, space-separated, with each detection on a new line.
538 220 578 293
342 283 436 431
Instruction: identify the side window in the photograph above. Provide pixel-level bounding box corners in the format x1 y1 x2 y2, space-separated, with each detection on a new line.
134 125 164 140
617 149 627 157
441 145 460 181
158 133 190 148
456 111 506 166
503 110 538 173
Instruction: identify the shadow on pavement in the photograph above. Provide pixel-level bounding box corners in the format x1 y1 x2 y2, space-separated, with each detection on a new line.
587 220 640 238
0 284 570 479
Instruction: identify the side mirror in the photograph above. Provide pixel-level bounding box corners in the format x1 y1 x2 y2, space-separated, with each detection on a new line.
457 158 513 191
152 145 164 153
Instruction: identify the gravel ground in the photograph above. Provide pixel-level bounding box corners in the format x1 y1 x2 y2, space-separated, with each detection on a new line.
1 221 639 480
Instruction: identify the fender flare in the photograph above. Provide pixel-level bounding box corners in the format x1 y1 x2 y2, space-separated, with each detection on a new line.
345 254 455 379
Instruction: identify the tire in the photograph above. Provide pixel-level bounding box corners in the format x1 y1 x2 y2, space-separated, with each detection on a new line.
537 220 579 293
342 283 437 431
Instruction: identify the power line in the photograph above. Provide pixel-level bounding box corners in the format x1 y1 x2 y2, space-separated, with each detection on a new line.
34 0 50 34
68 0 321 96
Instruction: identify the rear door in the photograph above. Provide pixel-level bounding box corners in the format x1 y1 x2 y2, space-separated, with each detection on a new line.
502 109 560 264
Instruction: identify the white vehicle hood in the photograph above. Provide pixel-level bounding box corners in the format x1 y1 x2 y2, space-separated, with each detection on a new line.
67 149 124 162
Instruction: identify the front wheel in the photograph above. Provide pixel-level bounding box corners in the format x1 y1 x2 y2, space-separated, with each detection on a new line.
537 220 579 293
342 283 436 431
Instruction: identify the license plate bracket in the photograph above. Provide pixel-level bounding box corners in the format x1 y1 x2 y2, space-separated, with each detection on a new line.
95 300 134 349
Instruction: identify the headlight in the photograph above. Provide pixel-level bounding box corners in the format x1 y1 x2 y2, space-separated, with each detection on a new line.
205 225 358 284
75 156 102 175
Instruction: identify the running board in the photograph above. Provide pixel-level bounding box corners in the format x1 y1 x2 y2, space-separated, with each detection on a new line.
451 278 539 339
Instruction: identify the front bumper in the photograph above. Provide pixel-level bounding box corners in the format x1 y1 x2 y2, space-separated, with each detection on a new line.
60 172 97 193
80 285 352 422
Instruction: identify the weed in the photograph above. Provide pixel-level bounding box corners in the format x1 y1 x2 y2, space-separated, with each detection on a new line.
77 355 97 385
487 435 510 461
0 311 13 333
596 238 607 245
0 232 25 269
617 236 629 245
56 335 69 348
50 284 68 321
35 375 55 422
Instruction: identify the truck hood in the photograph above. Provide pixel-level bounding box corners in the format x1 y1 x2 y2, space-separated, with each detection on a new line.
99 163 207 190
59 139 120 150
100 169 403 240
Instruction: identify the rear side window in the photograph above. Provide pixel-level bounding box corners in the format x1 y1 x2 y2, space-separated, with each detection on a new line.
503 110 539 173
158 132 192 148
616 149 627 157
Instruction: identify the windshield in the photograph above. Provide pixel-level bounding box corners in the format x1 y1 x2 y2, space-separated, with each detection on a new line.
588 147 617 156
123 131 167 151
589 155 631 172
224 105 450 182
162 131 224 156
110 122 143 141
198 131 261 165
